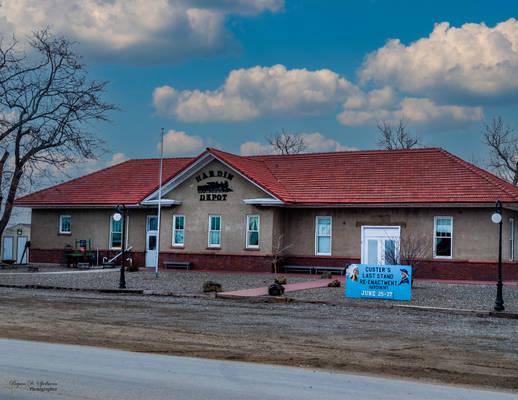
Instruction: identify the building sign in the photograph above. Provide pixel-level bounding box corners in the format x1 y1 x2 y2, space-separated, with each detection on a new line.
195 170 233 201
345 264 411 301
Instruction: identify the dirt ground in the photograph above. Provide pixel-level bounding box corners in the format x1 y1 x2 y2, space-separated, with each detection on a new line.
0 287 517 393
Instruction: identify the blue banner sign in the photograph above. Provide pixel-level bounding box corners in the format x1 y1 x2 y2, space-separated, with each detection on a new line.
345 264 412 301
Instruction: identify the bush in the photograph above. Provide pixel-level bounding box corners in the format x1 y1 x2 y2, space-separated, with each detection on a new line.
203 281 222 293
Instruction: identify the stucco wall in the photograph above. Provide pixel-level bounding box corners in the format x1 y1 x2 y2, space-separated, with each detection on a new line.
28 154 518 267
31 208 150 252
161 160 275 254
281 207 517 261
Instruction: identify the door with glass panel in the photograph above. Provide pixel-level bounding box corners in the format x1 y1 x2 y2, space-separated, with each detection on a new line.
145 215 158 267
361 226 400 265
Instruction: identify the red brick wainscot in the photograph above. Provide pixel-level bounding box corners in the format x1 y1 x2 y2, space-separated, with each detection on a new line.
412 259 518 281
159 251 274 272
283 256 518 281
30 248 145 267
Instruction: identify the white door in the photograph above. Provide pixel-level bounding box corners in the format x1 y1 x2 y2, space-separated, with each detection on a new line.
361 226 400 265
17 236 28 264
2 236 13 261
145 216 158 267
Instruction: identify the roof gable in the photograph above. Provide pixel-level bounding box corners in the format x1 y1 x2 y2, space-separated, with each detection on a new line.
146 150 281 202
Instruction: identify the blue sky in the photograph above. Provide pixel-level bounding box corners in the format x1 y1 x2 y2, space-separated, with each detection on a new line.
2 0 518 171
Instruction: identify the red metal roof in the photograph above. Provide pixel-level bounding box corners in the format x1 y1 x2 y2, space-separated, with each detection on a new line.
15 158 194 206
15 147 518 207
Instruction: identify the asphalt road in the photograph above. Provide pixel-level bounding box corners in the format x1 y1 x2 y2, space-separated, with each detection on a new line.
0 339 515 400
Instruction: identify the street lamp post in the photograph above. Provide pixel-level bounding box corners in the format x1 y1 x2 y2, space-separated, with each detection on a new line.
114 204 126 289
491 200 504 311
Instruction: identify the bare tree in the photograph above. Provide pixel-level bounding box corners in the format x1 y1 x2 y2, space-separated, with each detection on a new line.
376 118 421 150
267 129 305 154
482 116 518 185
0 29 117 237
271 234 293 276
385 233 428 287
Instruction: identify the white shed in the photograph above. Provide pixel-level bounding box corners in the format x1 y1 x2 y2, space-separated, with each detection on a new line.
1 223 31 264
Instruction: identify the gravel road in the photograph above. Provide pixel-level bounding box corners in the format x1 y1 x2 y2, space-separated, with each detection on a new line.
1 267 517 312
0 287 516 392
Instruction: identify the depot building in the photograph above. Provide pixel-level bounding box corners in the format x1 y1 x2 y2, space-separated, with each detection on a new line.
14 147 518 280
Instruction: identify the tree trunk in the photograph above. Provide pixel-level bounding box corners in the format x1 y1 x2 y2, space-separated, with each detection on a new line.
0 167 23 238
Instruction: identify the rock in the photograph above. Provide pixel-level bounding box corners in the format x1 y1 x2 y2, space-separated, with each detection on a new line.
274 275 287 285
328 279 341 287
268 283 285 296
203 281 222 293
321 271 332 279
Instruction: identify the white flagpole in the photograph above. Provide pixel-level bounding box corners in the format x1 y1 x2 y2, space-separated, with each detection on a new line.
155 128 164 278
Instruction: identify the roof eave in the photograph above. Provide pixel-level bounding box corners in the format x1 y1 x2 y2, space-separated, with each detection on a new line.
272 201 518 209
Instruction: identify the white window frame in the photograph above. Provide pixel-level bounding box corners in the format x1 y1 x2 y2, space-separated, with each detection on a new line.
59 215 71 234
246 215 260 248
208 215 221 248
109 214 124 250
510 218 514 262
315 216 332 256
172 215 185 247
433 216 453 259
361 226 401 265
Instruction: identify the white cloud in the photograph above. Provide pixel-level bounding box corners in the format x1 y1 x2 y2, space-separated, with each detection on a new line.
27 152 130 191
240 141 275 156
0 0 283 63
359 19 518 103
153 64 353 121
106 153 129 167
398 98 483 123
240 132 354 155
338 86 483 127
77 153 130 174
300 132 356 152
160 129 204 155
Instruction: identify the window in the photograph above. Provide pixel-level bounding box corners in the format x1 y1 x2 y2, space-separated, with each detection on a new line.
315 216 332 255
59 215 71 234
361 226 400 265
110 215 122 249
208 215 221 247
173 215 185 246
434 217 452 258
510 218 514 261
246 215 259 248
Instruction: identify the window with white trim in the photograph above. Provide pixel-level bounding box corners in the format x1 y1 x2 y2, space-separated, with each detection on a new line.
59 215 71 234
434 217 452 258
208 215 221 247
510 218 514 261
246 215 259 248
110 215 122 249
173 215 185 246
315 216 332 255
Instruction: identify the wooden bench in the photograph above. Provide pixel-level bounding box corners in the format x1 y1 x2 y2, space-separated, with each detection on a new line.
283 265 347 275
163 261 191 270
283 265 315 274
314 266 346 275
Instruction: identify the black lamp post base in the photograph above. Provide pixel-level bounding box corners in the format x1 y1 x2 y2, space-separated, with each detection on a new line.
494 282 505 311
119 265 126 289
